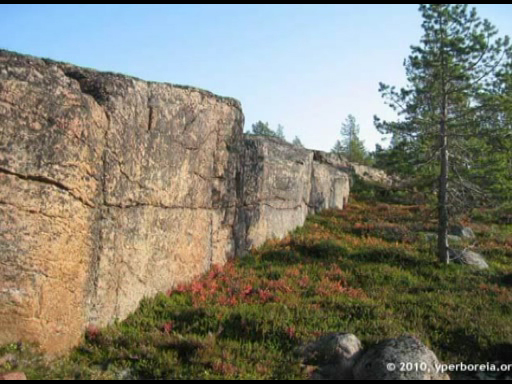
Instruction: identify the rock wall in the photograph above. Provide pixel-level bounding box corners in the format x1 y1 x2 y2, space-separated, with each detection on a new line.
237 136 350 251
237 136 314 251
310 151 350 214
0 50 243 354
0 50 351 355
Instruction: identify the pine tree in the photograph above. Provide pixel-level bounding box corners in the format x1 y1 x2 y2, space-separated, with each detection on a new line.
333 114 368 164
276 124 286 140
292 136 304 147
249 121 286 140
375 4 511 264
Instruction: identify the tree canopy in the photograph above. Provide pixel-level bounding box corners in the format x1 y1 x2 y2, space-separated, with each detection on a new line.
374 4 512 264
332 114 368 164
249 121 286 140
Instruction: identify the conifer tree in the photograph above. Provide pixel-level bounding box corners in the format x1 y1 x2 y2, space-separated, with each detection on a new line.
375 4 511 264
332 114 367 164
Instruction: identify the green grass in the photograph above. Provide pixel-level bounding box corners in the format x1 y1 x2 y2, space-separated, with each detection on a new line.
1 200 511 379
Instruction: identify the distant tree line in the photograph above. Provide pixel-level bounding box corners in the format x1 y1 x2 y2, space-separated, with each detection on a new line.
247 121 305 148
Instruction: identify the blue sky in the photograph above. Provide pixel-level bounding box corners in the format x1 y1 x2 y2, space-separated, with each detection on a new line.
2 4 511 152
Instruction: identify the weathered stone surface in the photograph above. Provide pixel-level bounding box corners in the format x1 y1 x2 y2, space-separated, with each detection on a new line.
0 49 243 354
0 51 106 355
312 151 351 170
300 333 363 380
0 372 27 381
450 250 489 269
351 163 396 187
353 335 449 380
238 136 314 251
0 50 355 355
312 151 399 190
237 137 351 251
310 157 350 214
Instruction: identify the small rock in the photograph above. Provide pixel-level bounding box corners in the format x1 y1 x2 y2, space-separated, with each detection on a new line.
353 335 449 380
0 372 27 381
450 250 489 269
299 333 363 379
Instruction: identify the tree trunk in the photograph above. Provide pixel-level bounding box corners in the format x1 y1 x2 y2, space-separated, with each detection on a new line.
438 120 450 264
438 12 450 265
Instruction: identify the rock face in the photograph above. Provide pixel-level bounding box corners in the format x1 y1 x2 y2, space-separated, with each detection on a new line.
238 136 350 251
0 50 243 354
0 50 353 355
238 136 314 251
310 152 350 215
351 163 396 187
353 335 450 380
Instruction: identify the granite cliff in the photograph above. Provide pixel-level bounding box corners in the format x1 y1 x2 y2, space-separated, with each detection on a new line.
0 50 361 354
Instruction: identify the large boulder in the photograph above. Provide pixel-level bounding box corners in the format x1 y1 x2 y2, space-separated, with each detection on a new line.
353 335 449 380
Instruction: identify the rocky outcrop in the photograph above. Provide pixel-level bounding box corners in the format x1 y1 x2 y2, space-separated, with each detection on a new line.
237 136 350 251
351 163 396 188
0 50 243 354
237 136 313 251
0 50 353 355
310 151 350 214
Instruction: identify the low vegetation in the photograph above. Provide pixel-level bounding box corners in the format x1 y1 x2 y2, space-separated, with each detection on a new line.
1 197 511 379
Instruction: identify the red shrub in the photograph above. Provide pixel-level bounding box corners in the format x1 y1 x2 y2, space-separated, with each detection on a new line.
161 322 173 334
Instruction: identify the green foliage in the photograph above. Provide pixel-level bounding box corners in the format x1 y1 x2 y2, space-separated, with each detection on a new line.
331 114 369 164
292 136 304 148
5 200 511 380
248 121 286 140
374 4 512 262
372 139 415 177
375 5 512 207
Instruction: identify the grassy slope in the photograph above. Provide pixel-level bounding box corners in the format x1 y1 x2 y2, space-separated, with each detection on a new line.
1 200 511 379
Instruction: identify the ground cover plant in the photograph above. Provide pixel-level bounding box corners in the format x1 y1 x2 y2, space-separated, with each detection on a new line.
1 198 511 380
